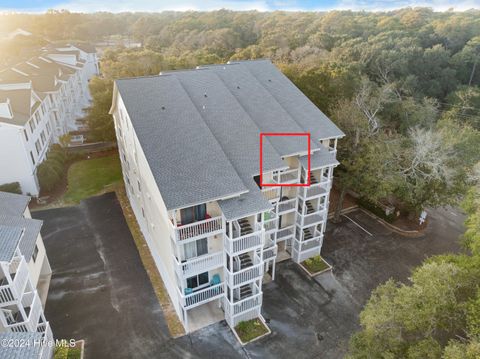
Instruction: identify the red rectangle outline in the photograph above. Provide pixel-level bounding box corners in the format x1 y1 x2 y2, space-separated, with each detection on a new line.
260 133 311 187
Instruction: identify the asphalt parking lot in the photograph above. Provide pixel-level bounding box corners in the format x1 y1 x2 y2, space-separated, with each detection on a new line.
34 194 464 359
34 193 171 358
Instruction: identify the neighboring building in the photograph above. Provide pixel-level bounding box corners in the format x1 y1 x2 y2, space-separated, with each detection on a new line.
0 43 99 196
0 191 53 358
110 59 344 333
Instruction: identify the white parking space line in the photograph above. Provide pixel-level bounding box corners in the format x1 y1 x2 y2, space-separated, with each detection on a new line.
342 214 373 236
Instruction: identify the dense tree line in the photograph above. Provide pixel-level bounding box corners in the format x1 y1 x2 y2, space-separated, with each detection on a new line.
2 8 479 212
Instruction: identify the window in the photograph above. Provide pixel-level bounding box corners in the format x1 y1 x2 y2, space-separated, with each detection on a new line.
40 131 46 145
184 238 208 260
46 123 51 134
30 151 35 165
142 208 145 218
35 112 40 124
186 272 209 290
29 120 35 133
137 181 141 192
23 129 28 142
35 140 41 155
32 245 39 262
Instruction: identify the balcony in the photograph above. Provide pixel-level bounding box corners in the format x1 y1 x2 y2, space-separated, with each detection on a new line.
299 183 327 200
7 291 42 333
261 187 280 201
277 198 297 214
296 209 327 227
257 210 278 233
263 238 277 261
224 231 263 255
276 225 295 241
174 251 223 278
38 322 54 359
0 257 29 305
179 283 224 309
172 216 224 243
292 232 323 263
227 253 263 288
273 168 300 184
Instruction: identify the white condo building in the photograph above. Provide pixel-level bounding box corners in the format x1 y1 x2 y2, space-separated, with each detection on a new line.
0 43 99 196
0 191 53 359
110 60 344 333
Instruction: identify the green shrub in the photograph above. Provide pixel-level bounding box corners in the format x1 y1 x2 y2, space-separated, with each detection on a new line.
235 318 269 343
38 145 67 193
0 182 22 194
302 255 330 274
358 197 396 223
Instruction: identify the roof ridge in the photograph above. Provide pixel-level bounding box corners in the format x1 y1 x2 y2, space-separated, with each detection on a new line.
172 71 249 191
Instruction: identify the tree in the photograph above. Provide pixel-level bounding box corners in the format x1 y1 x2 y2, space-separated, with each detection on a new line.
331 93 397 221
37 145 67 193
348 185 480 358
85 77 116 142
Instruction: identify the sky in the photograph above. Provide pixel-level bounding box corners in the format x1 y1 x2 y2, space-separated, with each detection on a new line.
0 0 479 12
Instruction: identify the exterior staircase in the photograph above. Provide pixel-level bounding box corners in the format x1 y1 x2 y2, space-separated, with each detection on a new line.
238 253 253 269
238 218 253 235
239 284 253 299
303 228 314 240
305 200 315 214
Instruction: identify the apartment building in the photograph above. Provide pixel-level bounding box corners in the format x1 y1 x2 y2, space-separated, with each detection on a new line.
0 43 99 196
110 59 344 333
0 191 53 358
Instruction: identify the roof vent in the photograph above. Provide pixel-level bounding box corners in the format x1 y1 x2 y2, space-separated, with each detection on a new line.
204 92 208 98
161 106 166 110
268 79 272 82
202 105 206 110
237 85 240 89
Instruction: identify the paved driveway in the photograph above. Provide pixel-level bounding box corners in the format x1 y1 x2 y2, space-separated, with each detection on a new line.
34 195 464 359
34 193 172 359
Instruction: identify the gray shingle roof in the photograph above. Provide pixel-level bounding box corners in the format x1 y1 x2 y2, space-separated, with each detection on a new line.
0 215 42 262
0 332 43 358
115 60 341 215
203 63 320 157
299 147 339 170
0 191 30 216
0 225 23 262
239 60 345 140
116 75 248 211
0 88 34 126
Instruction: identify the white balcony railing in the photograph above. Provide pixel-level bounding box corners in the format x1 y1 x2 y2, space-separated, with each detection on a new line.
300 183 326 200
224 232 263 255
261 187 280 201
173 216 223 242
277 198 297 214
174 252 223 278
296 209 327 227
0 258 29 305
274 168 300 184
180 283 224 309
39 322 54 359
8 291 42 332
263 245 277 261
227 262 263 288
294 246 321 263
277 225 294 240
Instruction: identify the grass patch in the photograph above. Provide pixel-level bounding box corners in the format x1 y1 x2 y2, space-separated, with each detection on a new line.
63 154 122 204
54 345 82 359
114 183 185 337
234 318 269 343
301 255 331 274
